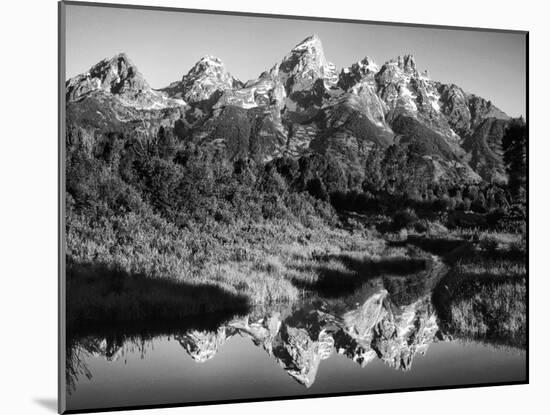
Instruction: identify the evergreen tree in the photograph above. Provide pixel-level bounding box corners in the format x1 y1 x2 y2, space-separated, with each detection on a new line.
363 145 385 192
502 119 527 202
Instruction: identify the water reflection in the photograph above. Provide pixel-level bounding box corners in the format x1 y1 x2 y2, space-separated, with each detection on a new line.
66 256 526 408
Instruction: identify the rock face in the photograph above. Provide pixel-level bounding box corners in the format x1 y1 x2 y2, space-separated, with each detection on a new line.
66 53 184 110
275 34 339 94
462 118 509 183
66 53 149 102
161 56 241 104
66 35 516 184
337 57 388 129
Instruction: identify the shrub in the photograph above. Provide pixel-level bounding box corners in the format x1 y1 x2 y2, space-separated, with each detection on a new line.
392 208 418 230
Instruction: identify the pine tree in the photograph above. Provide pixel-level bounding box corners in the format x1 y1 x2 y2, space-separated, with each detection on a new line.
502 119 527 202
363 145 385 192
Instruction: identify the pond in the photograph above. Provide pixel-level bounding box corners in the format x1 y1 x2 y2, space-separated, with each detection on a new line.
65 263 526 412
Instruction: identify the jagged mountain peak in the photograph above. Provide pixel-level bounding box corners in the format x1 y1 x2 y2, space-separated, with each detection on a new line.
399 54 417 72
348 56 380 74
109 51 131 63
66 36 514 185
282 33 328 68
160 55 240 104
376 56 415 89
199 55 223 64
384 54 418 74
187 55 226 76
90 52 135 72
183 55 235 84
90 52 145 83
274 33 339 92
292 34 323 50
339 56 380 90
358 56 379 69
66 52 150 102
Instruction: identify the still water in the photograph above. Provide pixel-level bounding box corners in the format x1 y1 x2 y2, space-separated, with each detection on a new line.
66 268 526 412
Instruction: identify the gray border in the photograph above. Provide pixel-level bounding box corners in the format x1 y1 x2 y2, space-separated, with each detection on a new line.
58 2 67 413
58 1 529 413
61 0 528 34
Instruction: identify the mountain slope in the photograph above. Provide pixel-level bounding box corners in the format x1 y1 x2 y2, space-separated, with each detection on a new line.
67 53 185 110
65 35 516 186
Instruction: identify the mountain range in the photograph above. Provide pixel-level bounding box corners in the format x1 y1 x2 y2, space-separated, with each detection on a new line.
66 34 515 185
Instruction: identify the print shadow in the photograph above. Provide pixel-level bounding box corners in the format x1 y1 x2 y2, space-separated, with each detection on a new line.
33 398 57 413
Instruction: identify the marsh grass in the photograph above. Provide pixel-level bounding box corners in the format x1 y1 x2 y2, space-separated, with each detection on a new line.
432 231 527 348
67 201 398 324
287 247 429 297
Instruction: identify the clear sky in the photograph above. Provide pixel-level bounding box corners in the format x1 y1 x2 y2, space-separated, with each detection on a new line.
65 4 526 117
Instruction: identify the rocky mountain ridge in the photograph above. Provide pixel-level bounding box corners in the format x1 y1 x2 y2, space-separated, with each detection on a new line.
66 35 515 184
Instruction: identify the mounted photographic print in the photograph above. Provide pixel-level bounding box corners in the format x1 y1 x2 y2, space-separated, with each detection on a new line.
58 1 528 413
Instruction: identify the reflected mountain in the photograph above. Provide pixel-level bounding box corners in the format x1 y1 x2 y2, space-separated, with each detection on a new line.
177 327 229 363
66 253 526 392
174 286 440 387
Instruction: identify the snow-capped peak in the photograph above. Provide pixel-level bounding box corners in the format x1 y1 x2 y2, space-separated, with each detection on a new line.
338 56 380 91
197 55 224 66
357 56 380 73
399 54 417 72
275 34 338 92
185 55 228 79
384 54 418 75
292 34 323 51
159 55 239 104
66 52 150 102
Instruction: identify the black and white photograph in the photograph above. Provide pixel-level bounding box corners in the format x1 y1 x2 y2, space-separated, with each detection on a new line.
59 1 527 412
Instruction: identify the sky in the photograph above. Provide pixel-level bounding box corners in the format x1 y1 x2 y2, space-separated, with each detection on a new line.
65 4 527 117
